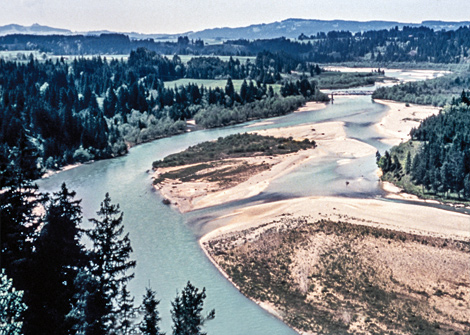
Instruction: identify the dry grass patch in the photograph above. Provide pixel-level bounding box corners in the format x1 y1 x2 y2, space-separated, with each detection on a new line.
203 217 470 335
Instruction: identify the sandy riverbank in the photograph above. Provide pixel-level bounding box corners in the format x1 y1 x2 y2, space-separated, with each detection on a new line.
153 120 376 213
374 99 440 146
199 98 469 242
190 97 470 333
295 101 328 113
156 98 441 213
41 163 83 179
200 195 470 245
189 87 470 333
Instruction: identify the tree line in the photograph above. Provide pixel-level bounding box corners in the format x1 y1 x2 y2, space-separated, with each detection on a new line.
0 48 327 178
372 70 470 107
2 25 470 63
378 92 470 200
1 164 215 335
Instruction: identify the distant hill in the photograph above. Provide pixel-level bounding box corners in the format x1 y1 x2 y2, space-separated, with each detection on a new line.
1 19 469 41
0 24 177 40
0 23 72 35
187 18 470 40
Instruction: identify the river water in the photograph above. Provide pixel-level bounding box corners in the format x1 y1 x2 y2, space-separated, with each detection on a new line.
36 68 449 334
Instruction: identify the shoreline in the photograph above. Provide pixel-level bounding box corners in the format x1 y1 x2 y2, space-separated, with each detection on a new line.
41 162 83 179
196 99 469 243
194 98 470 240
194 97 470 331
153 119 377 213
373 99 440 146
153 99 443 214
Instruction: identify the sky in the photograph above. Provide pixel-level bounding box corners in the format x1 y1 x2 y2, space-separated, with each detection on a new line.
1 0 470 34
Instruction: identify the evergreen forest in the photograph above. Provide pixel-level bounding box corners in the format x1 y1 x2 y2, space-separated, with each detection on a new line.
372 69 470 106
2 25 470 63
1 170 215 335
378 93 470 201
0 47 328 178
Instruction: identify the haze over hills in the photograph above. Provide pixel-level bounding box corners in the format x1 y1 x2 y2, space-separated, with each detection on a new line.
0 23 72 36
187 18 470 40
1 18 470 40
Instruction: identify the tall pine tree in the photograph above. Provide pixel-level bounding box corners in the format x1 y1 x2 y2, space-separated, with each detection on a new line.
171 281 215 335
24 183 86 335
84 193 136 335
139 287 164 335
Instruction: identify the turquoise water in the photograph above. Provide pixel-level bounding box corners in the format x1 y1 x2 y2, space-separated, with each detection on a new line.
36 70 439 334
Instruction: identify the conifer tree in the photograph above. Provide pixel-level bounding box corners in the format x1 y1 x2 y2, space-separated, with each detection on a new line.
0 269 27 335
171 282 215 335
405 151 412 174
117 285 135 335
24 183 86 335
139 287 164 335
86 193 136 334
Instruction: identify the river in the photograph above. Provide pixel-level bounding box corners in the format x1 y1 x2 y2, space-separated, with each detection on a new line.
36 68 449 334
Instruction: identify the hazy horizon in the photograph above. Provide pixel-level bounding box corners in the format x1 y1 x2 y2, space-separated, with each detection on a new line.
2 0 470 35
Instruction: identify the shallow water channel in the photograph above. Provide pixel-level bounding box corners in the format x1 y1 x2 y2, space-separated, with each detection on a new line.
37 68 448 334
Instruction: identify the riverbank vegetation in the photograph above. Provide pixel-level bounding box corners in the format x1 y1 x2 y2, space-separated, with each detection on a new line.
153 133 316 169
152 133 315 190
204 216 470 334
377 95 470 203
372 68 470 106
0 47 329 178
305 70 389 89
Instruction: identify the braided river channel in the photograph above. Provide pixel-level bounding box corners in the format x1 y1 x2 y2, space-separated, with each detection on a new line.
37 68 453 334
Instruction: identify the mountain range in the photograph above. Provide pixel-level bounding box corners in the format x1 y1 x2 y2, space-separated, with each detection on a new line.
1 19 469 40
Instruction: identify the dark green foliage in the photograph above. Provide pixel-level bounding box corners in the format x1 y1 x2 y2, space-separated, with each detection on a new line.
280 79 322 98
0 269 28 335
315 71 387 89
68 270 104 335
0 48 327 176
405 151 412 174
24 183 86 335
117 285 135 335
171 282 215 335
153 133 316 168
379 102 470 201
84 193 136 335
5 25 470 64
139 287 164 335
372 72 470 106
0 142 43 294
194 95 325 129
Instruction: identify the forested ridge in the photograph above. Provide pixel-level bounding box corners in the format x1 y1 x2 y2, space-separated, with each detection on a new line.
2 25 470 63
0 47 328 177
378 93 470 201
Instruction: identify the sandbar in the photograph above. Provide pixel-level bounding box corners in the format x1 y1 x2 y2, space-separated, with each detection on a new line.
153 120 376 213
374 99 440 146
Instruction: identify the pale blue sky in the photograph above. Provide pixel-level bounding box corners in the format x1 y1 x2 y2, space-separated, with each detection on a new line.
1 0 469 34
